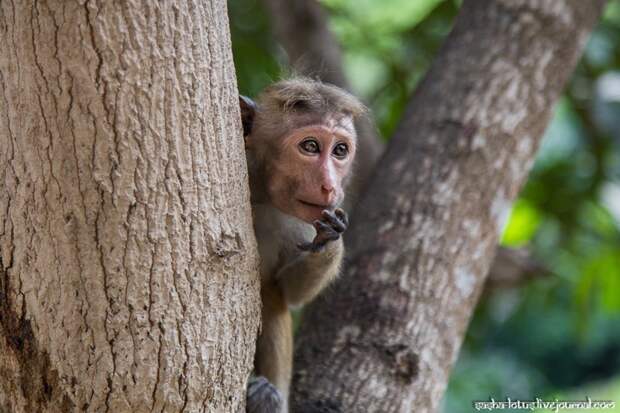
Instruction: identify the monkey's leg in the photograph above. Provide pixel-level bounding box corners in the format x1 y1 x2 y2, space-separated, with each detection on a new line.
247 284 292 413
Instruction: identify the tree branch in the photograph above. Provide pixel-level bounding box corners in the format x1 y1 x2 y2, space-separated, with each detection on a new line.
260 0 550 288
291 1 606 411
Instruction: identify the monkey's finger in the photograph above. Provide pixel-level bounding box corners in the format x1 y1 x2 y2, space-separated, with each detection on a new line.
298 231 338 252
313 220 333 233
314 230 340 247
321 210 346 233
298 241 323 253
312 235 335 251
334 208 349 227
324 231 341 241
310 242 326 253
316 224 341 243
297 241 317 252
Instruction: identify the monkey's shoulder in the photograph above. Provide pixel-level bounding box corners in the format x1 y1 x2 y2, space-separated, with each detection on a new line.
252 204 314 276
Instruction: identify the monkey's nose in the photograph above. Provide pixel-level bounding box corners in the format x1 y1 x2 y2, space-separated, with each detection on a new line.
321 185 336 205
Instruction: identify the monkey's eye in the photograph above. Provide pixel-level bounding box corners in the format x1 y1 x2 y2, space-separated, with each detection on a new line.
299 138 320 154
332 143 349 159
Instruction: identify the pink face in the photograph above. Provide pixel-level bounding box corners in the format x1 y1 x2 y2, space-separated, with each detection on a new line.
267 115 356 223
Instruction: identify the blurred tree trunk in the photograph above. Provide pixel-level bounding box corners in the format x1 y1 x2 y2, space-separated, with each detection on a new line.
260 0 348 88
260 0 549 287
260 0 383 205
291 1 606 412
0 1 260 412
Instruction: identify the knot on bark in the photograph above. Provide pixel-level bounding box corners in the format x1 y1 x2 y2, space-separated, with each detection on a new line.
380 343 419 383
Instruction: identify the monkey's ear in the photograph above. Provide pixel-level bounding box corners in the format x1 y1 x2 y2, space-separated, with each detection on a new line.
239 95 257 137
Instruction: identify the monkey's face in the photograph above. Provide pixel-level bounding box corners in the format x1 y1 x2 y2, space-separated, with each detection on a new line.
266 116 356 223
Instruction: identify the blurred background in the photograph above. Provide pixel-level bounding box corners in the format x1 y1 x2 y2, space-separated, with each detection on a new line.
229 0 620 411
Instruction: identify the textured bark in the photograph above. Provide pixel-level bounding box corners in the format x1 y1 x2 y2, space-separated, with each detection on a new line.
259 0 383 205
0 1 260 412
291 1 606 412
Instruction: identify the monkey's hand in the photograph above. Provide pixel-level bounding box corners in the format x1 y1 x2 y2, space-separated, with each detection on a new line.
298 208 348 253
246 376 283 413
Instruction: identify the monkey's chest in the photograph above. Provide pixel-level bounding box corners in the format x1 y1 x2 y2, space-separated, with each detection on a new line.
252 204 314 279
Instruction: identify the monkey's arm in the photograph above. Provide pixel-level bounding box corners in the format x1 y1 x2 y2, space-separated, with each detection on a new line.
276 238 343 306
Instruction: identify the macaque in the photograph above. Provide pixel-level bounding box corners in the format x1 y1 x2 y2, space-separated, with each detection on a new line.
240 78 365 413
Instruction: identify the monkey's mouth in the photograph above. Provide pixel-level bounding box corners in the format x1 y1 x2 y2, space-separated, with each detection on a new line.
298 200 330 210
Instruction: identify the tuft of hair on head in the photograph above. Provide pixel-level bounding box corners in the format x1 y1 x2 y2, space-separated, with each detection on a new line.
257 77 367 119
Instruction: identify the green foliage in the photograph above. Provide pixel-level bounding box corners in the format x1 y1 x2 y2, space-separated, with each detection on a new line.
321 0 444 33
502 200 542 246
446 3 620 408
229 0 281 96
321 0 460 138
229 0 620 410
578 248 620 314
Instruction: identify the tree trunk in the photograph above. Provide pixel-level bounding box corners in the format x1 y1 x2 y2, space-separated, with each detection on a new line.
259 0 547 287
0 1 260 412
291 1 606 412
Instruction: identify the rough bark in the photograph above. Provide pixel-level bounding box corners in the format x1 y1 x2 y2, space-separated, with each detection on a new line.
0 1 260 412
291 1 606 412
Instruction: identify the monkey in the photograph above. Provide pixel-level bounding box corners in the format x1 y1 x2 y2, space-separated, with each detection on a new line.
239 78 366 413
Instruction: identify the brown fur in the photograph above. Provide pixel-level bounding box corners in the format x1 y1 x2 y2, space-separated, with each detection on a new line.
243 78 363 413
258 77 366 117
248 78 366 163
